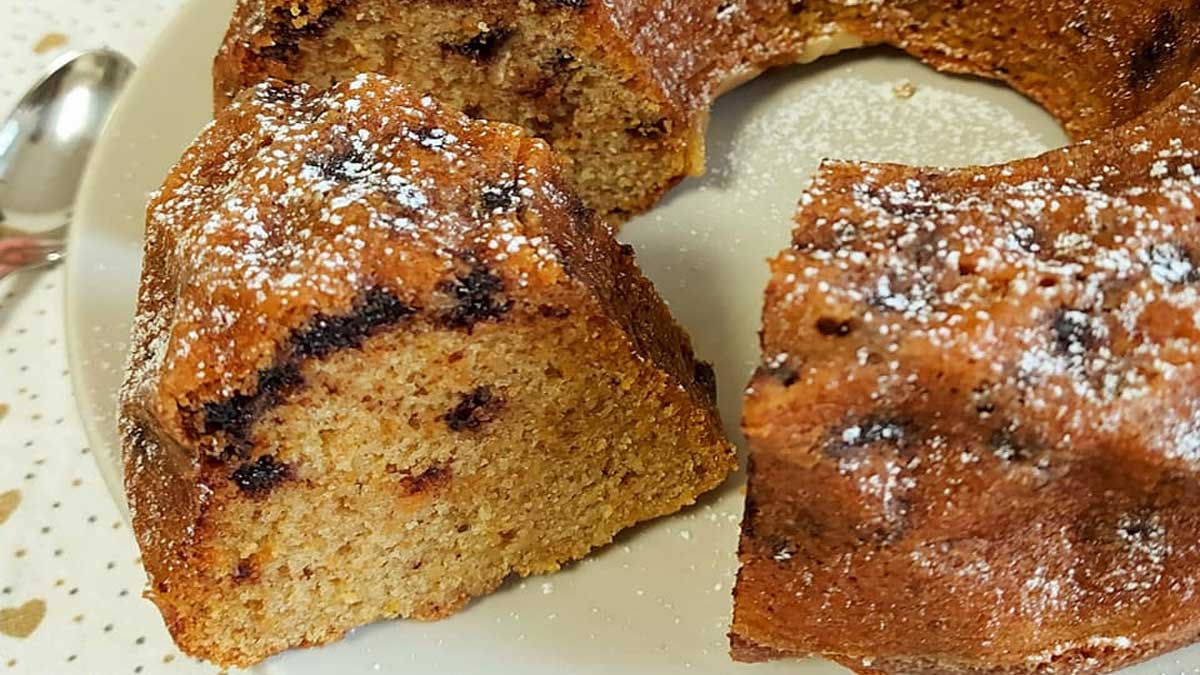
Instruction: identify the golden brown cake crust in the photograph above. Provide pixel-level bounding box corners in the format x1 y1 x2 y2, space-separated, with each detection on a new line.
120 75 733 666
734 77 1200 675
213 0 1200 217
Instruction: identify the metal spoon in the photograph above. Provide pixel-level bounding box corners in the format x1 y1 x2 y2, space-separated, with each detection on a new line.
0 49 135 280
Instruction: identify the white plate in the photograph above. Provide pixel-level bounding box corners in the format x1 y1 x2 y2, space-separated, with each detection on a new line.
63 1 1200 673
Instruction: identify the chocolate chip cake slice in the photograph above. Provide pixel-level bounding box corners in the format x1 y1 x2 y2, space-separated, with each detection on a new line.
120 74 735 668
734 78 1200 674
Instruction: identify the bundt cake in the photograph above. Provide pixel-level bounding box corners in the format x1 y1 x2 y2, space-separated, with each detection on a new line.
734 77 1200 674
119 74 735 667
213 0 1200 219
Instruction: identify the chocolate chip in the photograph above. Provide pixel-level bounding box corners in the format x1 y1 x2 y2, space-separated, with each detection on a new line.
444 387 504 431
481 181 520 212
1052 309 1099 354
694 361 718 398
1010 223 1041 253
1130 11 1180 89
396 465 453 496
816 317 854 337
305 142 371 183
232 559 258 584
627 118 670 138
440 265 511 330
1146 243 1199 285
989 430 1036 462
442 28 513 63
231 455 292 496
828 416 910 457
538 305 572 319
410 126 456 150
293 288 417 358
521 51 578 96
260 2 346 60
254 83 308 105
764 365 799 387
1118 512 1157 542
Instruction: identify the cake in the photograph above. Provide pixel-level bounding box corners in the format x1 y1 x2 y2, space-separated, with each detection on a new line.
205 0 1200 671
733 76 1200 674
119 74 735 667
214 0 1200 220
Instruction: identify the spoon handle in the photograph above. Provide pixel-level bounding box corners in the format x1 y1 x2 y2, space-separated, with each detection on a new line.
0 237 65 280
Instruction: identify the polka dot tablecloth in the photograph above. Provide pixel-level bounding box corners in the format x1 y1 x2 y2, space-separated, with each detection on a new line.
1 1 218 673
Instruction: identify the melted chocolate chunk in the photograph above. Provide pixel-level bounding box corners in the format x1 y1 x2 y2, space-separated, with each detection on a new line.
200 289 414 456
1131 11 1180 89
260 2 346 60
294 288 417 358
481 181 520 212
442 28 513 63
231 455 292 496
203 363 303 455
203 396 255 443
444 387 504 431
440 265 511 329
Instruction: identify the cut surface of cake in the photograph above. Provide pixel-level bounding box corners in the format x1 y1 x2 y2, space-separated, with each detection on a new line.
119 74 735 667
734 78 1200 674
213 0 1200 219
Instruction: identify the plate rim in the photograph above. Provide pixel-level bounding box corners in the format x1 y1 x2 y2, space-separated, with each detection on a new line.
64 0 231 517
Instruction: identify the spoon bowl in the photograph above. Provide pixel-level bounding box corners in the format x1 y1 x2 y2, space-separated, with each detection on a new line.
0 49 135 238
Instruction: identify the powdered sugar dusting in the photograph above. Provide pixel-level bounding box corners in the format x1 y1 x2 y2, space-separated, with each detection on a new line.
747 78 1200 663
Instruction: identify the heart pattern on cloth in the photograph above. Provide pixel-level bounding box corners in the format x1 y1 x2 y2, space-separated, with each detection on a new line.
0 490 19 526
0 599 46 639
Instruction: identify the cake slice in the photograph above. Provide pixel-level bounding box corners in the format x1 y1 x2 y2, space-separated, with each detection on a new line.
120 74 735 667
733 79 1200 674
